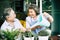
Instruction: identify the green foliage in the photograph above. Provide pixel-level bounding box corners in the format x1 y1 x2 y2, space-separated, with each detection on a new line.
23 31 34 37
1 29 21 40
42 0 52 10
38 30 49 36
0 30 7 40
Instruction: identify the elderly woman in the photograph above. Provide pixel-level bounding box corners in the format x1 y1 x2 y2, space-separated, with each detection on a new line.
26 4 53 34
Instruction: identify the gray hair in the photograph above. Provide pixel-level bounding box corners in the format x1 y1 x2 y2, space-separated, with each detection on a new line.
3 8 13 20
27 4 39 15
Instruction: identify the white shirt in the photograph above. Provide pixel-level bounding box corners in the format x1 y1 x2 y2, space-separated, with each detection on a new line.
1 18 23 32
26 14 50 34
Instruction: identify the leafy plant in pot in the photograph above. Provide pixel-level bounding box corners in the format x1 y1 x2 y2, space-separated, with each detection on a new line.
0 30 7 40
38 30 49 40
23 31 34 40
1 29 21 40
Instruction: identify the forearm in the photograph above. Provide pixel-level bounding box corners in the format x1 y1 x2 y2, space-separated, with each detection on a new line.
31 26 37 30
43 12 54 23
47 16 54 23
31 26 41 30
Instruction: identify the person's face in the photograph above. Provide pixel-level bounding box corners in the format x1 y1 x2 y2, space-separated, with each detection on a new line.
28 9 36 18
6 10 16 21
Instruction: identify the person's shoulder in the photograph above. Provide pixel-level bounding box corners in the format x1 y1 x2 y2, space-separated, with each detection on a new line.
15 18 19 20
14 18 21 24
26 16 31 20
1 21 7 26
1 21 7 30
37 14 43 18
14 18 20 21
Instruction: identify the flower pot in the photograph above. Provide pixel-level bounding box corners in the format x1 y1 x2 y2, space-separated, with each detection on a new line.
15 37 21 40
24 37 34 40
38 36 49 40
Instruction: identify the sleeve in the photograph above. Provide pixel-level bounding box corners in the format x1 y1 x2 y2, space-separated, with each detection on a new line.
37 14 50 27
16 19 24 28
30 14 50 28
26 17 31 28
16 19 26 32
39 16 50 27
1 25 4 31
1 24 7 31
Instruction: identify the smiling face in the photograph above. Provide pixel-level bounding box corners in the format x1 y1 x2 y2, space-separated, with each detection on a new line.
6 10 16 21
28 9 37 18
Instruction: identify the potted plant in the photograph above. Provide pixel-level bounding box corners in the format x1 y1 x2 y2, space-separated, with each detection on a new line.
23 31 34 40
38 30 49 40
1 29 21 40
0 30 7 40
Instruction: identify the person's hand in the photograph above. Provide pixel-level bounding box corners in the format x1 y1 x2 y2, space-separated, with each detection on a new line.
26 28 31 32
36 25 42 28
20 27 26 32
43 12 49 17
